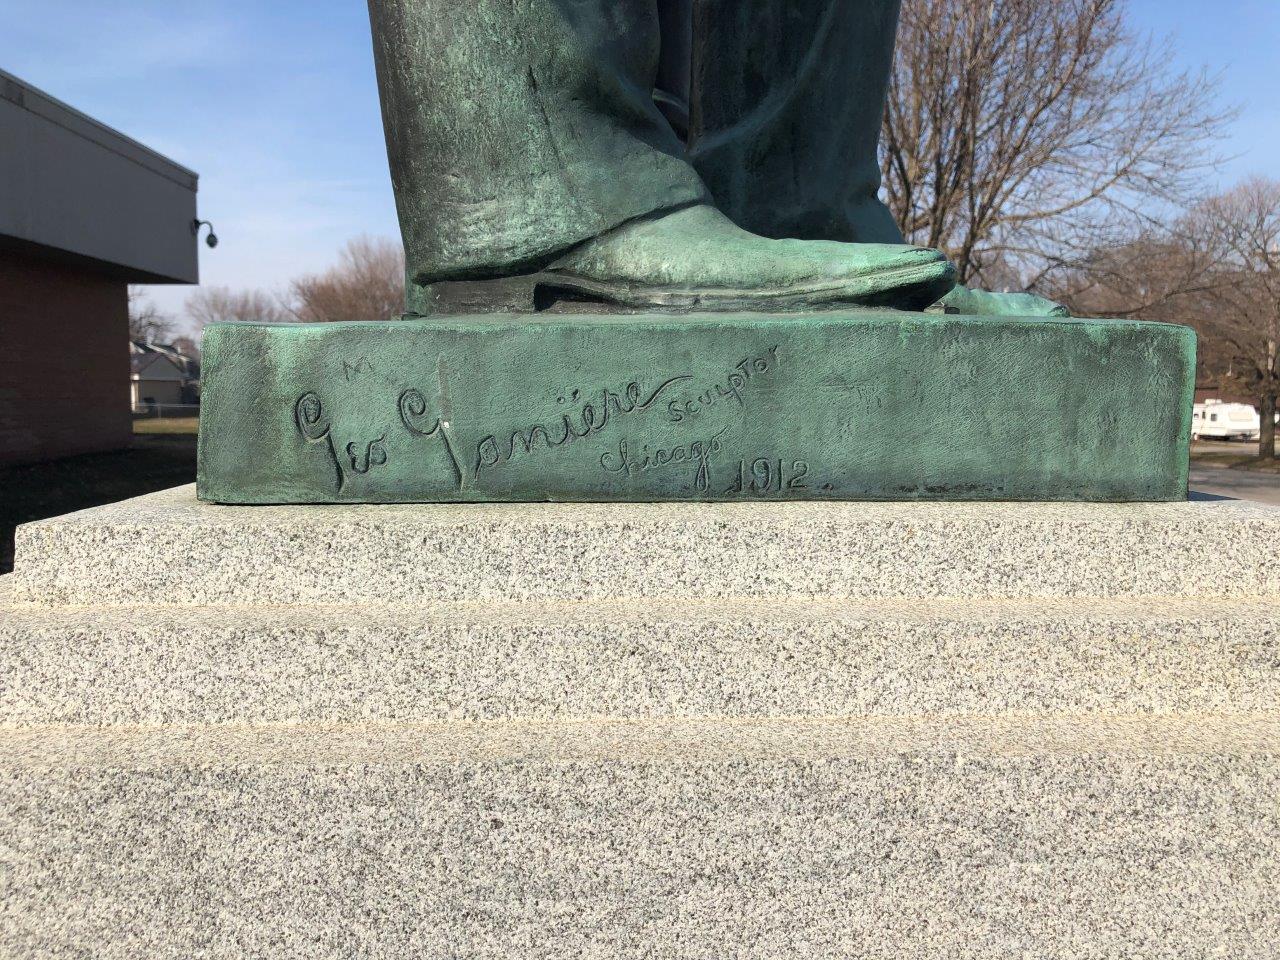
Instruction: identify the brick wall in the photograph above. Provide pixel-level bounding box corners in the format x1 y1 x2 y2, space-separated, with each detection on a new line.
0 248 131 466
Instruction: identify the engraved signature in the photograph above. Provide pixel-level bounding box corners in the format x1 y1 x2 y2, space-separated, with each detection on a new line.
474 375 691 478
295 392 391 490
345 436 387 474
294 392 345 492
400 388 464 489
667 346 780 422
600 427 729 492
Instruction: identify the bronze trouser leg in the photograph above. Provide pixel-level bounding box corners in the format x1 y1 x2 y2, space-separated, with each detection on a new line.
370 0 905 305
682 0 905 244
369 0 707 288
655 0 693 136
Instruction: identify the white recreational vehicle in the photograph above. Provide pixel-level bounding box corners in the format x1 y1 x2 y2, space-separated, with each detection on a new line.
1192 399 1261 441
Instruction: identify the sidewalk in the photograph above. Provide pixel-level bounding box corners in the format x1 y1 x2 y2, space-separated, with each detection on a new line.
1190 464 1280 505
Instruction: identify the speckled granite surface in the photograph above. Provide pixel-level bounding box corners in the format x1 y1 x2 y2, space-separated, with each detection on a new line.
3 488 1279 958
3 584 1279 726
11 485 1280 606
2 723 1277 959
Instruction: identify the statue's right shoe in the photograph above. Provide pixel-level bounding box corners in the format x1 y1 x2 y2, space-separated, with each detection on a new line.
412 204 956 314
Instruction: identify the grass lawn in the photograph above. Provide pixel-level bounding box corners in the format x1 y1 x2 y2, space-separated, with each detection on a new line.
1190 450 1280 473
1187 455 1280 476
1 430 197 575
132 416 200 435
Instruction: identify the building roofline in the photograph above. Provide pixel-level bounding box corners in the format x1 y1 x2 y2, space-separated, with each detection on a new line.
0 67 198 191
0 234 195 285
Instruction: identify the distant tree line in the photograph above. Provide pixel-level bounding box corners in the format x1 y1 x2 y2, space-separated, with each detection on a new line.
128 235 405 354
182 236 405 328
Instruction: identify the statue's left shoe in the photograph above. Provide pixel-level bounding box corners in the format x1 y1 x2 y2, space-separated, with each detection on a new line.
538 203 956 312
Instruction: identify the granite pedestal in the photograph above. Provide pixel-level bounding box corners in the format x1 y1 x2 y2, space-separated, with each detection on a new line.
3 487 1278 958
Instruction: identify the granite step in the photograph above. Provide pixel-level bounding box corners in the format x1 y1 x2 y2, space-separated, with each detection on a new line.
6 488 1280 956
2 715 1277 958
11 485 1280 607
3 579 1277 726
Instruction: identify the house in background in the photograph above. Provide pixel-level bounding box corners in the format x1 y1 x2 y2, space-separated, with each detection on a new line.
130 340 200 414
0 68 199 466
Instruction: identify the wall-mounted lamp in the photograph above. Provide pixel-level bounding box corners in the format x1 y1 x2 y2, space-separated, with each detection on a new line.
192 219 219 249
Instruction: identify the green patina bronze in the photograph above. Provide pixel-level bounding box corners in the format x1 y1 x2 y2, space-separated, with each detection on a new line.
197 312 1194 504
368 0 1017 316
194 3 1195 504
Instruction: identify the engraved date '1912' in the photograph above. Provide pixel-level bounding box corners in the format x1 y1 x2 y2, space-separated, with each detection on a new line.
725 457 811 496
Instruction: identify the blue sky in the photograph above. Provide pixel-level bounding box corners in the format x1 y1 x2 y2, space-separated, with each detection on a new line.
3 0 1278 328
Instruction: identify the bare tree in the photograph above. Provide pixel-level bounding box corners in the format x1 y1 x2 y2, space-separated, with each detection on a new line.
1186 178 1280 460
882 0 1230 289
170 335 202 362
1046 230 1224 321
186 286 290 330
128 287 175 343
1047 232 1241 403
288 236 405 323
